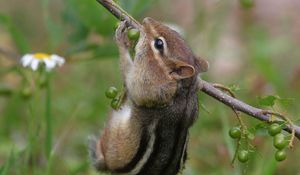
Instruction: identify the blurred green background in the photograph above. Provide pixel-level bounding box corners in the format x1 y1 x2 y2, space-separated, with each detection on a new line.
1 0 300 174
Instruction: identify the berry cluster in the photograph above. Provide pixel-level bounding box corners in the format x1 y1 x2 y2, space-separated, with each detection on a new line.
229 126 251 163
268 123 288 161
105 86 121 109
229 122 290 164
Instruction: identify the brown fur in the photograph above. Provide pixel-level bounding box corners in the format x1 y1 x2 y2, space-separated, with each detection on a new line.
101 110 141 169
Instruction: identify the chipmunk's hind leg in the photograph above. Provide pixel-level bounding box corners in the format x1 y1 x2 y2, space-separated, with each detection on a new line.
88 136 107 171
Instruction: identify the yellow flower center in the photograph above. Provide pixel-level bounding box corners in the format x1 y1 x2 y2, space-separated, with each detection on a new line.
33 53 51 60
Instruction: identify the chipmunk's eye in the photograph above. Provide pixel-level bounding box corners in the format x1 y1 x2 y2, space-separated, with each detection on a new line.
154 38 164 51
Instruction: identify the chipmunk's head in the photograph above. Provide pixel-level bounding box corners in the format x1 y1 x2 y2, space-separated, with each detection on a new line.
136 17 209 80
128 17 209 107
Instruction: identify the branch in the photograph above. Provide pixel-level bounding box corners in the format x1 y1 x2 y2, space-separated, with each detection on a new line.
199 79 300 140
95 0 300 141
96 0 142 30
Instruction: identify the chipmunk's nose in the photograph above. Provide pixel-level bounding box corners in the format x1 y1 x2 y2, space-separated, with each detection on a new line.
142 17 154 24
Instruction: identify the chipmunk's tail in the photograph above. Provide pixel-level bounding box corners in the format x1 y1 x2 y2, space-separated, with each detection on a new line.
88 136 107 171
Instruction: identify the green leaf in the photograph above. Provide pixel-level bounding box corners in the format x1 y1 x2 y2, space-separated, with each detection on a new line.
257 95 279 107
228 84 241 92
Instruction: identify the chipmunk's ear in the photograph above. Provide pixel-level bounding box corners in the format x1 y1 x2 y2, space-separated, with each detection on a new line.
196 57 209 73
168 60 195 80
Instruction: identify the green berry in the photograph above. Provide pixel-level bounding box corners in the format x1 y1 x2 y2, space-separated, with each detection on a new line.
275 150 287 161
238 150 249 163
127 29 140 41
110 98 119 109
105 87 118 99
268 123 282 136
229 127 241 139
273 133 288 150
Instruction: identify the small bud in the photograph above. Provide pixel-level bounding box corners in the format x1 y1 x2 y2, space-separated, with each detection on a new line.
21 87 33 100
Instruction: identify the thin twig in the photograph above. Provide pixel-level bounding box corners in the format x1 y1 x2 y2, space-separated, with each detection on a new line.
213 84 249 165
96 0 142 30
213 83 236 98
231 110 242 166
199 79 300 140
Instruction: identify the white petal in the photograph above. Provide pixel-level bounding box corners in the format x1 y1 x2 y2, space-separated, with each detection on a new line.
30 59 40 71
51 54 65 66
21 54 34 67
44 59 56 71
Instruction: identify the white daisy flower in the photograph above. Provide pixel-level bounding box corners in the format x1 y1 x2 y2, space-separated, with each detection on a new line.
20 53 65 71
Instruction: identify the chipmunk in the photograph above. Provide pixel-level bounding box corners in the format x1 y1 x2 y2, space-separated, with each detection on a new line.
89 17 209 175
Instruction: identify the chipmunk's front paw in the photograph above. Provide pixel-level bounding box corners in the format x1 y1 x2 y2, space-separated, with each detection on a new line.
115 21 131 49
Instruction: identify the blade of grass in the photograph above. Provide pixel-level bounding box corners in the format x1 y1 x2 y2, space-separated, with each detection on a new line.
46 152 55 175
45 72 52 159
250 143 278 175
41 0 63 50
1 149 15 175
260 158 277 175
0 13 30 54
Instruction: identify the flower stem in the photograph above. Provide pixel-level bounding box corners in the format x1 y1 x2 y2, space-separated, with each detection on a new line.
45 72 52 159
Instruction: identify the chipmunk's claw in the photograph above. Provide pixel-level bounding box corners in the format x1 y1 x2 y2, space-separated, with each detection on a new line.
115 21 131 49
